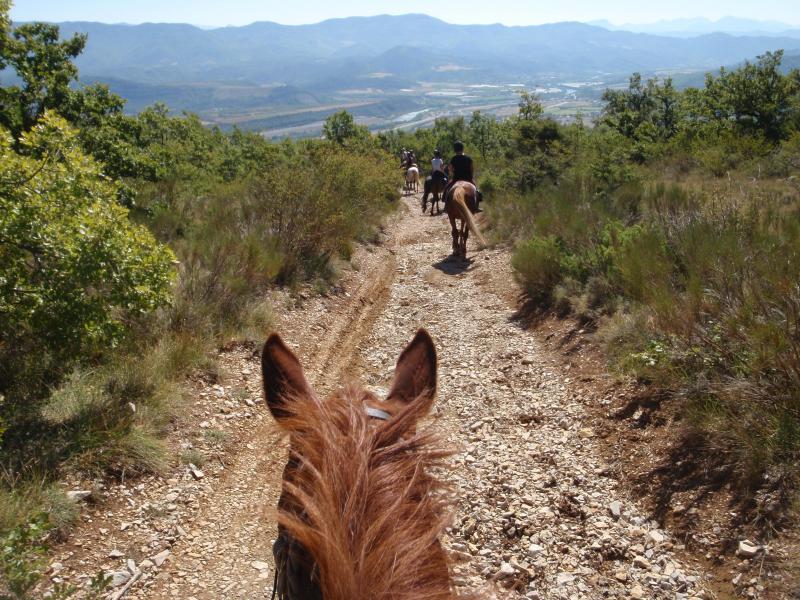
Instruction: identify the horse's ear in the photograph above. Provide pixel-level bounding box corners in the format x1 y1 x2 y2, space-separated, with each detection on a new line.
387 329 437 411
262 333 313 421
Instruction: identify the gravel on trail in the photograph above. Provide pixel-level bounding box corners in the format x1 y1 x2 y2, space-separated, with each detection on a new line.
46 193 712 599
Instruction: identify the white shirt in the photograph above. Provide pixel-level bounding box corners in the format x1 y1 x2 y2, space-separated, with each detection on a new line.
431 157 444 173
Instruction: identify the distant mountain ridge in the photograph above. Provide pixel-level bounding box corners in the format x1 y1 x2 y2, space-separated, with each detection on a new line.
6 14 800 127
589 16 800 38
31 14 800 89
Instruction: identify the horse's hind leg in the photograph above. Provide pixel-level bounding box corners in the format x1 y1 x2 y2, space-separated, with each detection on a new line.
450 217 459 254
461 223 469 259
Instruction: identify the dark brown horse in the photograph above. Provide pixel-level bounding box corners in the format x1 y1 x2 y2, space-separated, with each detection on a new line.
262 330 456 600
445 181 486 259
422 175 447 216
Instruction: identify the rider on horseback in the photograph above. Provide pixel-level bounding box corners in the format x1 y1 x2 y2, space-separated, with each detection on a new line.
431 149 446 182
444 141 482 213
421 150 448 213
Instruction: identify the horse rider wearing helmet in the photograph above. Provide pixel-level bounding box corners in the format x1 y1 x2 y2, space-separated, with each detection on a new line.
444 140 482 213
431 149 446 183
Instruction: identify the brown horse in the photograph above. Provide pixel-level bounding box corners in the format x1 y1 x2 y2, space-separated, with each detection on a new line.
445 181 486 259
262 330 456 600
422 175 447 216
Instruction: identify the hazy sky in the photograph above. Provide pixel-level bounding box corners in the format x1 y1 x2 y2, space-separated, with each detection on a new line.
9 0 800 27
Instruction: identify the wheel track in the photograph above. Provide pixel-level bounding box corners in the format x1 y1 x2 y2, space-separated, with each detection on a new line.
139 211 402 599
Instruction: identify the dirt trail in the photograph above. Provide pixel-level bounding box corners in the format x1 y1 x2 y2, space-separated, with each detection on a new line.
50 193 712 599
135 223 398 599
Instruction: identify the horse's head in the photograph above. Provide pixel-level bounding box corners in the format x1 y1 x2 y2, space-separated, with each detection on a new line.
262 330 455 600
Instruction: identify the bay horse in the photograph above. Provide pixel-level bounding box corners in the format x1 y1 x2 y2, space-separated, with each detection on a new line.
445 181 486 259
404 166 420 194
422 175 447 216
262 329 456 600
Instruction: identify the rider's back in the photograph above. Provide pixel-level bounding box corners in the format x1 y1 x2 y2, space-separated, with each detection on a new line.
450 154 473 182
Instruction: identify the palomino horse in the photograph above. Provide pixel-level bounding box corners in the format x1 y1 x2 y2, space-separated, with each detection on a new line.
422 175 447 216
404 166 420 194
262 330 455 600
445 181 486 259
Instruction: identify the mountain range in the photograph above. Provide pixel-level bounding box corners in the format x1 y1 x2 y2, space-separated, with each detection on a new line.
589 17 800 38
43 14 800 89
5 14 800 135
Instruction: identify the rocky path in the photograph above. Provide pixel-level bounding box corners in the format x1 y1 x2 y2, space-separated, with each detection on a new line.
358 197 710 599
51 192 712 599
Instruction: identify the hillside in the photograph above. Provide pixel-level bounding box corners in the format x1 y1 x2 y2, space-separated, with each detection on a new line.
4 10 800 598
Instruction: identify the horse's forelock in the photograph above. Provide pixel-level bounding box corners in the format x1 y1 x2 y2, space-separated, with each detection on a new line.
276 385 456 600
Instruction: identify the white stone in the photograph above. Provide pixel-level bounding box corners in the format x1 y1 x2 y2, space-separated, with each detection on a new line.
556 572 575 585
528 543 544 557
139 559 155 571
153 549 171 567
110 570 131 587
737 540 759 558
648 530 665 544
66 490 92 502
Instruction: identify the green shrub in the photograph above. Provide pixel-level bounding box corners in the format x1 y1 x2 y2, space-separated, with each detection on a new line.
608 224 673 305
0 510 110 599
0 513 52 599
159 144 399 341
512 237 565 304
486 52 800 516
0 113 175 418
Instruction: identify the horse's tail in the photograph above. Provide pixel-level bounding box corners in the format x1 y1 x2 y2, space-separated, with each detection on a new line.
452 190 487 247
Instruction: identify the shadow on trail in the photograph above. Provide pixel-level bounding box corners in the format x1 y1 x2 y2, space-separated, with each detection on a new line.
509 296 554 330
606 386 795 548
432 256 472 276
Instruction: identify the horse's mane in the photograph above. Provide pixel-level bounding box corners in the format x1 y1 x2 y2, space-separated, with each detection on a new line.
276 384 457 600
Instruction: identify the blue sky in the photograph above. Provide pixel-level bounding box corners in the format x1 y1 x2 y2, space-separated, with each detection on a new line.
9 0 800 27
